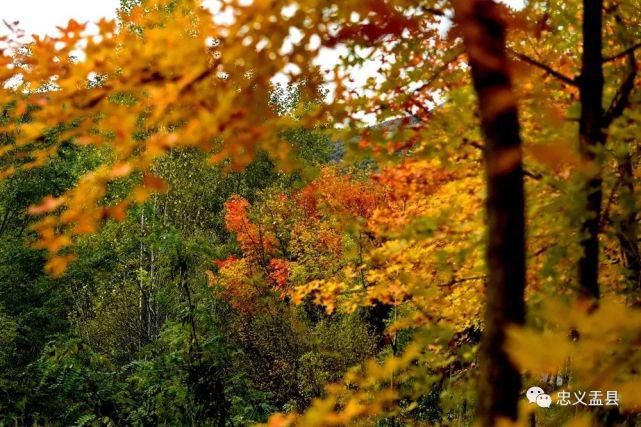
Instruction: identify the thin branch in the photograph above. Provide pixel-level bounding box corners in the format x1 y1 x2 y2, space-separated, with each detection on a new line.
408 299 439 323
603 41 641 64
396 48 464 119
410 47 465 94
599 175 623 229
508 48 578 87
421 7 446 16
438 275 487 288
532 244 554 258
523 169 544 181
2 19 16 31
603 49 637 127
465 139 544 182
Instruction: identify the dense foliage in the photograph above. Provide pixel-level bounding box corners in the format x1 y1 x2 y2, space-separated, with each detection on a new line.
2 0 641 426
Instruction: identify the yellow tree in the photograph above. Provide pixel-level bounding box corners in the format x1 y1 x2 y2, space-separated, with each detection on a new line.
0 0 525 424
508 1 641 300
0 0 323 274
4 0 641 425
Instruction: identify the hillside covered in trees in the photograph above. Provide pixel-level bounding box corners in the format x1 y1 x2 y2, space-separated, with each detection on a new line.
2 0 641 425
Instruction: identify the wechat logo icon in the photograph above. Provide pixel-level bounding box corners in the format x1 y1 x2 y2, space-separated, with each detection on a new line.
526 386 552 408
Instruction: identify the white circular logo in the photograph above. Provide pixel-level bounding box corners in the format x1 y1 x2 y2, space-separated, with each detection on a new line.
536 394 552 408
526 386 545 404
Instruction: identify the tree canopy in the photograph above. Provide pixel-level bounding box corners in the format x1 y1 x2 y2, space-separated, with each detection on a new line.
2 0 641 425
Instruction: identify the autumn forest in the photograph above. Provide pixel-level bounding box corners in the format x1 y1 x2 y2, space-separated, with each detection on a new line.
2 0 641 425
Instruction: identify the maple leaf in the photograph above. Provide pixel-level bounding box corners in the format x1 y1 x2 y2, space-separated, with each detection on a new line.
28 196 65 215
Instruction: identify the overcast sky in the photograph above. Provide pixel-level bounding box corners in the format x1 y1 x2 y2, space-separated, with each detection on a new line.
2 1 525 37
1 1 120 36
1 0 524 121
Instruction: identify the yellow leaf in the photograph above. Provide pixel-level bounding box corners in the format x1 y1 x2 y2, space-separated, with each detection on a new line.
505 326 572 374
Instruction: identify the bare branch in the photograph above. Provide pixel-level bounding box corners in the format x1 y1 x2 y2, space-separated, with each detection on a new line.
438 275 487 288
421 7 446 16
508 48 578 87
603 41 641 64
599 175 623 229
464 139 545 182
604 49 637 127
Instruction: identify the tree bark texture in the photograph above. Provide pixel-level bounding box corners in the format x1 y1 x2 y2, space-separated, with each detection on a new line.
452 1 526 425
578 0 604 300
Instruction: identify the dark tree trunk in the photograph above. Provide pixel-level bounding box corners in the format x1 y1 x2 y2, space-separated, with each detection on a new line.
452 1 526 425
617 151 641 302
606 17 639 303
602 10 641 306
577 0 604 300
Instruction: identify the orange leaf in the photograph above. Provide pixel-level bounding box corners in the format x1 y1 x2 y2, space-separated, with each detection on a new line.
142 174 168 192
109 163 133 179
133 186 150 203
45 254 77 278
107 201 130 222
28 196 65 215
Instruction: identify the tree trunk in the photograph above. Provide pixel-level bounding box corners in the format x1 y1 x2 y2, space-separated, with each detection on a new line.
607 15 640 306
577 0 604 300
617 151 641 303
452 1 526 425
